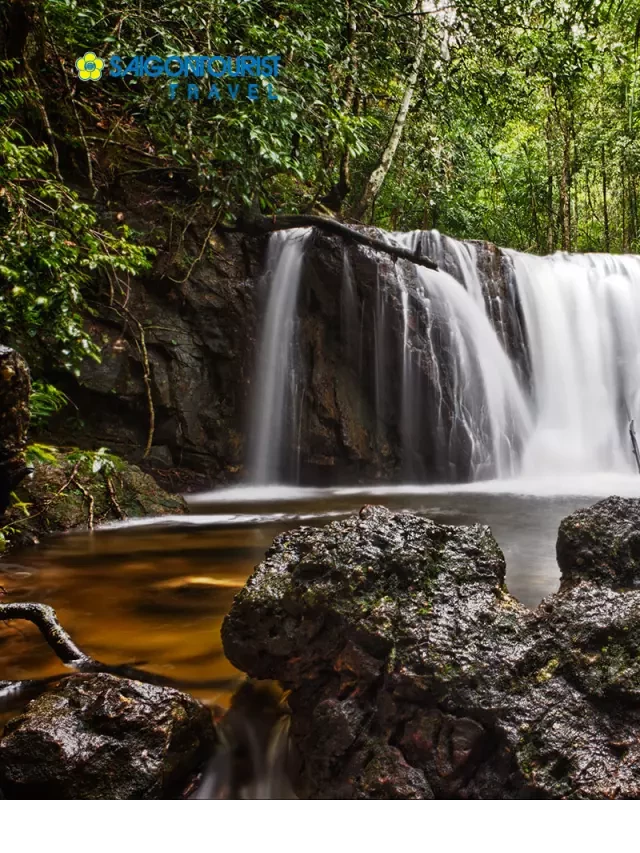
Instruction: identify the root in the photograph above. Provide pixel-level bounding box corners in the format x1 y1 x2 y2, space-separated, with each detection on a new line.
73 478 95 530
104 474 125 520
0 603 93 666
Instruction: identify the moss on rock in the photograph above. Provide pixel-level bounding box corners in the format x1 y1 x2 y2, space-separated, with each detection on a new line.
1 445 186 551
222 501 640 799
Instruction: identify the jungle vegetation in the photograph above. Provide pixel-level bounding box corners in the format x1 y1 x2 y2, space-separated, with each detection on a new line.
1 0 639 371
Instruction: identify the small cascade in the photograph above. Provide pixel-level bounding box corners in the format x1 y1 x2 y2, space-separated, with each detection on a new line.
390 230 532 479
508 251 640 475
246 226 640 485
246 229 309 484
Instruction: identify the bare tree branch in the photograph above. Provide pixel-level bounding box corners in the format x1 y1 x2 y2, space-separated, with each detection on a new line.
231 210 438 270
0 601 239 710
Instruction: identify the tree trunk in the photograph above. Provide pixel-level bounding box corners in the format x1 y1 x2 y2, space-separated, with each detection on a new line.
320 0 358 213
0 346 32 516
545 113 555 252
353 0 429 220
602 143 610 252
600 64 610 253
0 0 39 61
560 119 571 251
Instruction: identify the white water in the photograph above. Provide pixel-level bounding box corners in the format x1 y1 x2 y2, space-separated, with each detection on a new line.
247 229 309 484
246 228 640 486
391 231 532 479
189 473 640 505
509 251 640 475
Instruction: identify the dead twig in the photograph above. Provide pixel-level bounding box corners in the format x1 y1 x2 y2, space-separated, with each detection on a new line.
0 602 239 711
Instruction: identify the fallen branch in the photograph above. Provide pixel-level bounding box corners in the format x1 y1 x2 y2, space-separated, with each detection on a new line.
232 210 438 270
0 602 239 710
0 603 91 666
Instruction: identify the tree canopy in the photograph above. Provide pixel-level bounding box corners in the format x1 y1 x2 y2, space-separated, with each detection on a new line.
1 0 640 368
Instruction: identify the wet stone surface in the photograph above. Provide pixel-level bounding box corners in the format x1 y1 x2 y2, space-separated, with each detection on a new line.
223 499 640 799
0 673 216 799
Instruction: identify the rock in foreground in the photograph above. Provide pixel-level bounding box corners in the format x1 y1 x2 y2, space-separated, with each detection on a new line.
222 501 640 799
0 673 215 799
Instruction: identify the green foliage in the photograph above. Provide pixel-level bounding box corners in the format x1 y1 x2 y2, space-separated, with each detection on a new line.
372 0 640 252
26 443 60 466
1 0 639 360
25 442 124 477
0 58 155 371
29 380 71 427
9 493 32 517
66 446 126 476
35 0 640 253
40 0 411 214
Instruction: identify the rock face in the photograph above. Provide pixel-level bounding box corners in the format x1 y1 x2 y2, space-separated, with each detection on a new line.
222 501 640 799
0 347 31 516
557 495 640 588
34 189 525 484
42 189 264 485
0 673 216 799
251 227 530 484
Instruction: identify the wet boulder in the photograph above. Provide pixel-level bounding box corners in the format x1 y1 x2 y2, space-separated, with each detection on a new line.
557 496 640 588
222 503 640 799
0 673 216 799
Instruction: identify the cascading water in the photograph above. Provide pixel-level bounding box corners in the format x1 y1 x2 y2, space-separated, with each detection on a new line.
509 250 640 475
247 226 640 484
246 229 309 484
389 230 532 480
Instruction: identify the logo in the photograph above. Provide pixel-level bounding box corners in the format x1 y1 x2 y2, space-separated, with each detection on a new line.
73 53 281 101
75 52 104 82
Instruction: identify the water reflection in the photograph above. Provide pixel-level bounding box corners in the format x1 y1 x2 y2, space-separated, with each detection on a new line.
2 479 639 709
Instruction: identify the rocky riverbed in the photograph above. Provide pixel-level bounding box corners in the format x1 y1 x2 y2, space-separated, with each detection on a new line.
2 495 640 798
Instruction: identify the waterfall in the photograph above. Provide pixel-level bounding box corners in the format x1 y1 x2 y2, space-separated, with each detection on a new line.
389 231 532 480
246 227 640 484
508 251 640 475
247 229 309 484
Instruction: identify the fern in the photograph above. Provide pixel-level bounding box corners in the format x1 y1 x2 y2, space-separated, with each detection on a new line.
26 443 59 466
9 492 32 517
66 447 125 475
29 381 71 428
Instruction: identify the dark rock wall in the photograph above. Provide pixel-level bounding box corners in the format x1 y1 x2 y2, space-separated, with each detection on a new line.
44 194 267 485
290 230 530 484
42 209 527 486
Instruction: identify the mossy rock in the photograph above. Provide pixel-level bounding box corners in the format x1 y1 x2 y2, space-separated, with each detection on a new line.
1 445 186 551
